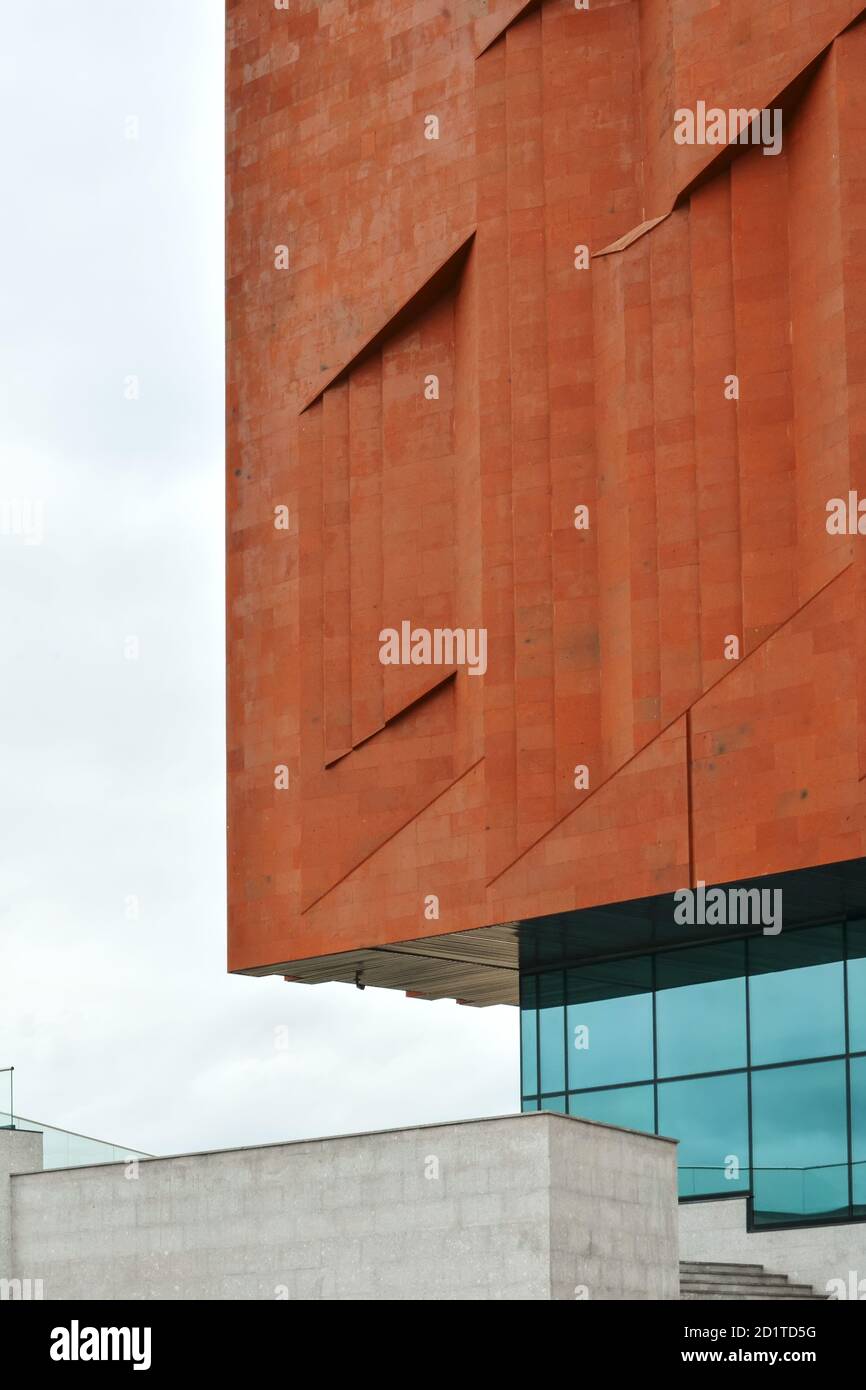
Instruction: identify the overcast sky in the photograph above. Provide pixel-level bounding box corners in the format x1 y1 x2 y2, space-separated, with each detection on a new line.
0 0 515 1157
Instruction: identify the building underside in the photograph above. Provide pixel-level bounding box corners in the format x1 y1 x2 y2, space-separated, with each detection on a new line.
237 856 866 1008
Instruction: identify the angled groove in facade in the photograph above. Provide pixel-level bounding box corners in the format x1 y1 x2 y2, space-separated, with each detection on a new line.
228 0 866 1231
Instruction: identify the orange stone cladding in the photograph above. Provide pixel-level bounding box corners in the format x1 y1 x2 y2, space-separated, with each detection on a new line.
227 0 866 997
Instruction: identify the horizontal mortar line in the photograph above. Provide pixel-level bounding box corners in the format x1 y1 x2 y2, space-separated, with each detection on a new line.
486 560 854 889
301 756 485 915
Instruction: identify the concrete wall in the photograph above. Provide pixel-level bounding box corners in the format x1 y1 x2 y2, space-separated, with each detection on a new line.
548 1115 680 1300
0 1129 42 1289
10 1113 679 1301
679 1198 866 1297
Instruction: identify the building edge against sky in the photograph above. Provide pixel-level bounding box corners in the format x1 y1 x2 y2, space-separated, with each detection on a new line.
4 0 866 1303
224 0 866 1276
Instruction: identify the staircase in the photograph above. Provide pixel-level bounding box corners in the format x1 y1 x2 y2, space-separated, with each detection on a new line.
680 1260 827 1300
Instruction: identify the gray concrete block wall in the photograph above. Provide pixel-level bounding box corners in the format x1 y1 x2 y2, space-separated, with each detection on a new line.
548 1116 680 1300
9 1113 679 1301
679 1197 866 1297
0 1128 43 1290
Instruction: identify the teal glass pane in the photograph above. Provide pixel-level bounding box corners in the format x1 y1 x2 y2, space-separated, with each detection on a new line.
566 957 653 1090
520 973 538 1097
540 1095 566 1114
847 922 866 1055
749 926 845 1066
751 1060 849 1223
851 1056 866 1214
521 1096 539 1113
658 1072 749 1198
656 942 746 1078
568 1084 654 1134
538 971 565 1094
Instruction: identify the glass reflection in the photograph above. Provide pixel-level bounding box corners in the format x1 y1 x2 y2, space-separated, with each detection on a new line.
520 974 538 1097
847 922 866 1055
519 920 860 1228
568 1084 654 1134
538 970 565 1094
566 958 653 1090
658 1072 749 1198
749 926 845 1066
751 1061 848 1222
851 1056 866 1214
656 943 746 1077
540 1094 566 1114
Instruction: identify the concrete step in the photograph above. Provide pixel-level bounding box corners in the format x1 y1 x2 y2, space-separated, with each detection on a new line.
683 1284 828 1295
679 1260 827 1301
681 1283 822 1299
682 1269 791 1286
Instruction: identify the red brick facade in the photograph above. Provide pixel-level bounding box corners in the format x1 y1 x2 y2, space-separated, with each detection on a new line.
227 0 866 999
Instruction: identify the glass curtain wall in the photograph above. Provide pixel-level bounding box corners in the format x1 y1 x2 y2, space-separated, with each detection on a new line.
520 921 866 1227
